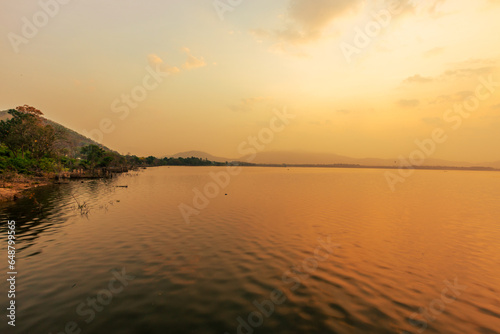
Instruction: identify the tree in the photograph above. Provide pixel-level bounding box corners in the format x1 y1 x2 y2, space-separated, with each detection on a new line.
146 156 157 165
80 144 105 170
99 152 125 168
0 105 56 158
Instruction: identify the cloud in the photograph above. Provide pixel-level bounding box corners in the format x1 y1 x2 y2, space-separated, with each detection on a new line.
248 0 363 49
279 0 363 44
147 54 180 74
252 0 449 50
229 97 273 112
181 47 207 70
402 59 498 85
397 99 420 108
248 0 364 56
441 67 494 79
423 47 445 58
148 49 208 74
492 103 500 110
430 91 473 104
147 54 163 65
403 74 433 84
440 58 497 79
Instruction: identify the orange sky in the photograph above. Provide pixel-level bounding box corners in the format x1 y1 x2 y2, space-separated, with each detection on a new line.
1 0 499 162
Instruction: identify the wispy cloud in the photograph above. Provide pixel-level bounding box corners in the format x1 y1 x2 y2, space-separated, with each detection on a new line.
278 0 363 44
423 46 445 58
252 0 449 50
147 54 180 74
397 99 420 108
430 91 473 104
248 0 365 56
181 47 207 70
402 58 498 85
403 74 434 84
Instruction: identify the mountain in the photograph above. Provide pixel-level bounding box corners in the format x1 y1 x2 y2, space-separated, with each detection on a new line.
238 151 499 168
168 149 500 168
240 151 371 165
0 109 113 157
477 160 500 169
169 151 234 163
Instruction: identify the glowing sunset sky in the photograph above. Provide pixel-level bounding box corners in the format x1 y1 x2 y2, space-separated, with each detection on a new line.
1 0 499 162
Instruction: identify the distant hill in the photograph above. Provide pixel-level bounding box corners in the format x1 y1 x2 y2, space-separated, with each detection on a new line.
240 151 499 168
167 149 500 168
240 151 364 165
478 160 500 169
170 151 234 163
0 109 113 158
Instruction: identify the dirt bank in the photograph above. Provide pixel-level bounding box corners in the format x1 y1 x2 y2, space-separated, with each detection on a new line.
0 176 52 202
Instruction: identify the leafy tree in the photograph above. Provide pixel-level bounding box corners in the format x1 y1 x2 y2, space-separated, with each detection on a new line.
0 105 56 159
80 144 105 170
146 156 157 165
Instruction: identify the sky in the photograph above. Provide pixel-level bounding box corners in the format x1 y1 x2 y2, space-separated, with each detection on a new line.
1 0 500 162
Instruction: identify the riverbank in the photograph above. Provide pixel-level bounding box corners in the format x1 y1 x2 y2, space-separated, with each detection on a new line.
0 175 52 202
0 167 132 203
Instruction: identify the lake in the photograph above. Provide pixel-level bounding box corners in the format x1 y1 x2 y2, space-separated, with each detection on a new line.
1 166 499 334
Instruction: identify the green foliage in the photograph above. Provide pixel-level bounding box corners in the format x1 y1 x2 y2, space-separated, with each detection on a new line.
0 107 56 159
81 145 104 162
0 156 8 172
146 156 156 165
8 156 37 174
79 145 125 169
0 106 230 177
0 142 78 175
99 155 114 167
38 157 58 173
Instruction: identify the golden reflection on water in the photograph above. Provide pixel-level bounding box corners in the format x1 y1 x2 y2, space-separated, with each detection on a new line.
1 167 499 333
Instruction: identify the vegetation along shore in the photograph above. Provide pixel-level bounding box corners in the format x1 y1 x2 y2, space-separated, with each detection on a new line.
0 105 223 202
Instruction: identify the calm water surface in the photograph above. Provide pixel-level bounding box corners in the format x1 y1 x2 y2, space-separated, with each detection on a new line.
1 167 499 334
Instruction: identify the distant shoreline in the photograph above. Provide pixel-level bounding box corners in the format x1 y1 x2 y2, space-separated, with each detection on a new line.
246 164 500 172
149 163 500 172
